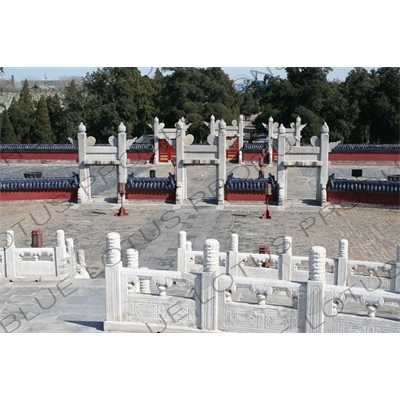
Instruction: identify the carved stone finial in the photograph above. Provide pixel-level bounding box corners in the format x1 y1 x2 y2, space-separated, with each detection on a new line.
78 122 86 132
239 115 243 121
66 238 74 258
219 119 226 130
309 246 326 281
321 122 329 133
178 231 187 249
126 248 139 269
339 239 348 258
269 116 273 123
106 232 121 266
203 239 220 273
283 236 292 255
5 230 14 248
154 116 159 123
176 119 184 129
186 241 192 251
229 233 239 252
118 122 126 133
210 115 215 121
278 124 286 134
56 230 65 247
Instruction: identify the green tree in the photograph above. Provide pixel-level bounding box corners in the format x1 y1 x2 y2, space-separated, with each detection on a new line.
0 109 18 143
16 79 34 142
32 95 55 143
369 68 400 143
159 67 240 142
62 79 87 139
82 68 155 142
46 94 66 142
8 98 24 142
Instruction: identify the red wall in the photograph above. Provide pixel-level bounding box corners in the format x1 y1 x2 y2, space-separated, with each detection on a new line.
327 191 400 206
329 153 400 162
225 190 277 202
127 152 154 162
0 190 78 202
126 189 175 201
1 152 78 161
1 151 155 163
242 153 269 162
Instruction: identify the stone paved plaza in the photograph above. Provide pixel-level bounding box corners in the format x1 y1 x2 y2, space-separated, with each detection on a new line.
1 160 399 332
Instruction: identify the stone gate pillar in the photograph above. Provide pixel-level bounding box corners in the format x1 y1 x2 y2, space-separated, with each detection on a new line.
175 118 187 201
77 122 91 203
117 122 127 201
268 116 274 165
238 115 244 152
277 125 286 206
318 123 329 204
153 117 160 164
217 120 227 206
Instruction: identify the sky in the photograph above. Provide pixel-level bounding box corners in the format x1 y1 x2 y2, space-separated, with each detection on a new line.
1 67 374 85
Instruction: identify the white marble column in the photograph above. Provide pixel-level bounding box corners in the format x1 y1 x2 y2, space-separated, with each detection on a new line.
306 246 326 333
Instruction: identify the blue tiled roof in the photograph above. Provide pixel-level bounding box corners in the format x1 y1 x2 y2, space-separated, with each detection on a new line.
242 143 267 152
327 174 399 193
0 173 79 190
225 173 277 191
128 144 154 152
0 144 77 152
0 143 155 153
332 144 400 153
126 173 176 190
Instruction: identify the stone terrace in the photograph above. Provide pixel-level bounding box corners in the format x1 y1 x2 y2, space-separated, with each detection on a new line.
0 161 399 332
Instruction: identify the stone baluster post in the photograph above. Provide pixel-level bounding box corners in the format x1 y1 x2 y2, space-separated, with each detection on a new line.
77 122 90 203
177 231 187 272
76 249 86 276
105 232 122 322
295 116 301 145
335 239 348 286
318 123 329 204
305 246 326 333
126 248 140 292
390 244 400 292
195 239 220 331
55 229 68 276
125 248 139 269
279 236 292 280
209 114 215 137
4 230 16 278
117 122 127 202
186 241 193 267
66 238 75 275
226 233 239 276
217 120 227 206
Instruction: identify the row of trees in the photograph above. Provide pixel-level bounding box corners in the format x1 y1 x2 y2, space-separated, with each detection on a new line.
0 67 399 144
